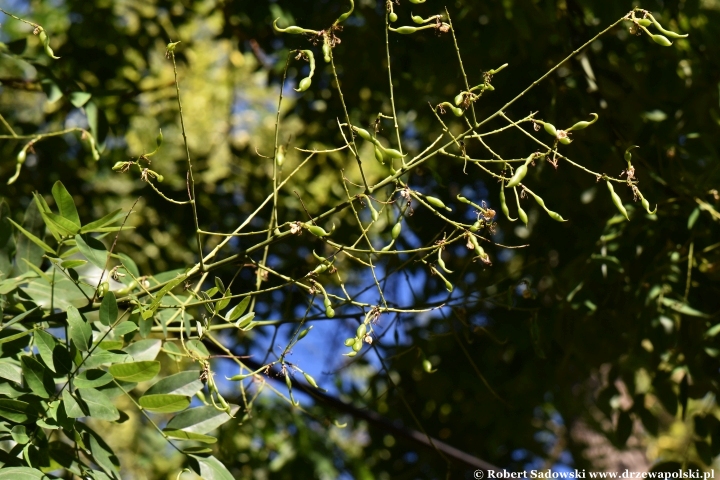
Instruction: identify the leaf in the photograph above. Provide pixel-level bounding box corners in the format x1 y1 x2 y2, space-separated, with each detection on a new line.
236 312 255 329
116 252 139 277
83 350 131 369
189 454 234 480
661 297 708 317
79 423 120 477
113 321 137 338
21 276 94 310
60 259 87 269
20 356 52 398
138 394 191 413
226 297 250 322
108 361 160 383
34 330 57 372
75 234 108 270
40 211 80 236
166 405 239 434
74 369 114 389
0 200 13 278
67 306 93 351
0 467 49 479
0 399 37 423
145 370 203 397
163 429 217 443
62 390 85 418
99 292 118 326
124 339 162 361
186 339 209 359
12 201 48 275
79 208 123 234
68 91 92 108
2 306 40 330
0 361 22 384
77 388 120 421
52 345 73 376
0 329 32 345
8 219 54 256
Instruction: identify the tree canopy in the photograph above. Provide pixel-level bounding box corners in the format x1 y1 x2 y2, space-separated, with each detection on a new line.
1 0 719 478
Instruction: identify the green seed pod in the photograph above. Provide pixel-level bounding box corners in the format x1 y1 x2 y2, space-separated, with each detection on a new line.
306 224 330 237
345 351 357 357
438 102 464 117
322 37 331 62
352 338 362 352
636 18 652 27
389 12 398 22
353 126 374 142
624 145 638 167
381 241 394 251
374 145 385 164
606 181 629 220
335 0 354 24
639 194 657 215
506 154 533 188
566 113 598 132
423 359 434 373
438 250 453 273
344 337 355 347
650 32 673 47
17 148 27 165
112 161 126 171
558 136 573 145
541 122 558 137
155 174 164 182
156 129 163 148
382 147 404 159
425 195 451 211
412 14 424 24
273 18 318 35
311 264 329 275
546 210 566 222
303 372 319 388
297 326 312 340
456 194 472 205
38 29 60 59
277 145 285 166
392 26 420 34
646 13 688 39
356 324 367 338
470 220 482 232
97 281 109 298
499 182 516 221
517 204 528 225
486 63 508 75
454 92 464 106
367 199 379 222
391 222 402 240
443 278 453 293
326 305 335 318
294 50 316 92
408 0 426 3
296 77 312 92
285 373 292 391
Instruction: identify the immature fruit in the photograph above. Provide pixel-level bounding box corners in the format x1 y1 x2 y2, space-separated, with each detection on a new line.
389 12 398 22
499 182 516 221
424 195 451 211
391 222 402 240
646 13 688 39
607 181 629 220
306 224 330 237
517 205 528 225
506 154 533 188
542 122 558 137
374 146 385 164
566 113 598 132
650 33 672 47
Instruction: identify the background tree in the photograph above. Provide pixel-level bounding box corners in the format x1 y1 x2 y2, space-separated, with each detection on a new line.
0 0 719 479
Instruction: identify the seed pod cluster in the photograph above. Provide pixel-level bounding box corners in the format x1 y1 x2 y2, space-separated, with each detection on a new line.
467 234 490 264
351 126 404 163
294 50 316 92
606 181 629 220
634 12 687 47
343 311 374 357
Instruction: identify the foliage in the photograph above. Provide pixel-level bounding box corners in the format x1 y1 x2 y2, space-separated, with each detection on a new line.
0 0 719 478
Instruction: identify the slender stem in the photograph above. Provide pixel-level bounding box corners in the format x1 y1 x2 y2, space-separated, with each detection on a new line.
0 113 17 137
170 51 204 271
384 9 404 166
445 9 477 126
0 8 39 28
